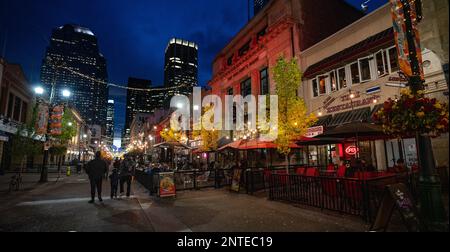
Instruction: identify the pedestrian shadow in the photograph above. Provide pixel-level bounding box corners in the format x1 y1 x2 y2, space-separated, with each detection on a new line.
93 199 153 231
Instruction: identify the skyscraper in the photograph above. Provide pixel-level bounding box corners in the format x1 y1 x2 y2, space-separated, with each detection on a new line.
124 77 152 139
40 24 108 127
164 38 198 99
106 99 115 146
254 0 270 15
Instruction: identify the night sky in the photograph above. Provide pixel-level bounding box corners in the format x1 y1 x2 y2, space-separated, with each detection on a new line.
0 0 387 143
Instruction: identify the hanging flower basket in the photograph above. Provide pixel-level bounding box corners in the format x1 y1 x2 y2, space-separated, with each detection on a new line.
373 89 449 138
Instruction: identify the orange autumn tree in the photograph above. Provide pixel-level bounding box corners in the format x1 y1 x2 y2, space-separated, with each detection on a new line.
193 104 219 152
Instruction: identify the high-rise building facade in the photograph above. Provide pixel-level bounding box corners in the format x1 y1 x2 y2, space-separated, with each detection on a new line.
254 0 270 15
40 24 108 127
124 78 152 139
164 38 198 99
106 99 115 146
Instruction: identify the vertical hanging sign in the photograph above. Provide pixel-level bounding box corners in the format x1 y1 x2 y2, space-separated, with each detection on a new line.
35 103 49 135
50 105 64 136
389 0 424 79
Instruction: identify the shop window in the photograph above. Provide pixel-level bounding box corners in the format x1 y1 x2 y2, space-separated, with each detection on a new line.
330 71 338 92
21 101 28 123
338 67 347 89
227 55 233 66
350 62 360 85
260 68 269 95
318 75 327 95
257 26 268 41
312 79 319 97
7 93 14 119
13 96 22 122
240 78 252 97
239 40 251 56
375 50 386 77
388 47 400 73
359 57 372 82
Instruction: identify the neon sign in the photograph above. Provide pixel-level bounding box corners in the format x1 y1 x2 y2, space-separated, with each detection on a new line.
345 146 360 156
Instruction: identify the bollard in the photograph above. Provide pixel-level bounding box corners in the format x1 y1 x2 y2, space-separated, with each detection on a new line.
66 167 71 177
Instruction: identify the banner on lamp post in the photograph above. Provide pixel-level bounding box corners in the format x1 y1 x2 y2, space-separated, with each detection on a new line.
50 105 64 136
389 0 424 79
35 103 49 135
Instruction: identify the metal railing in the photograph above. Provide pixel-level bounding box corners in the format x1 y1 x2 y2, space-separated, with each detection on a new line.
268 173 406 222
135 168 234 194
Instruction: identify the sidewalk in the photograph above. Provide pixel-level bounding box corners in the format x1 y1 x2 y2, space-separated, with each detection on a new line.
0 173 65 193
132 183 369 232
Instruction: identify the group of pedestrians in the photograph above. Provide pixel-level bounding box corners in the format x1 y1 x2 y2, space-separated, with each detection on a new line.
84 152 136 204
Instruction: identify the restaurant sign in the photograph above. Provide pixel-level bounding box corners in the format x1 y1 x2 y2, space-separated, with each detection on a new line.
345 146 360 156
305 126 324 138
325 92 381 114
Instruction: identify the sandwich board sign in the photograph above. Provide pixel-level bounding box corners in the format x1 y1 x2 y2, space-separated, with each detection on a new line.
370 183 421 232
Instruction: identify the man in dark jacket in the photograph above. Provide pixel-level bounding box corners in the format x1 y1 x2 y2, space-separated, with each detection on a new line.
86 151 108 203
120 157 135 198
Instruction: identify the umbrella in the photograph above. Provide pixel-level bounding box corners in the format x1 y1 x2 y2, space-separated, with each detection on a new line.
239 139 302 150
299 137 346 146
218 140 244 151
319 122 384 139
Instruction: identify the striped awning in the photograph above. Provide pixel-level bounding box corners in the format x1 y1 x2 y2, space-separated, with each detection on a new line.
314 116 332 127
328 107 371 128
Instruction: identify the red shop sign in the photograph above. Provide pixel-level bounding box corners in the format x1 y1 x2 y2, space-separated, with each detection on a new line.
346 146 360 156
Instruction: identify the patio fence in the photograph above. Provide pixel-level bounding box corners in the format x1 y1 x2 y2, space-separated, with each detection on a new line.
267 173 420 222
135 168 234 194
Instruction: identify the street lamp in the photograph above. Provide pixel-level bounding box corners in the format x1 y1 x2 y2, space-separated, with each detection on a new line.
34 86 45 95
62 89 71 98
397 0 446 230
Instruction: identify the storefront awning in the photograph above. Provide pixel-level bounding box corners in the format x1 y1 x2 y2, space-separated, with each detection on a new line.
313 116 332 127
327 107 371 128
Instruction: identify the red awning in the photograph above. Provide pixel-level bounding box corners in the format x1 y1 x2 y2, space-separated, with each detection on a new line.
218 140 244 151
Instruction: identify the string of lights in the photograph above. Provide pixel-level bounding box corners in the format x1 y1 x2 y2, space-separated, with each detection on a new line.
44 57 193 93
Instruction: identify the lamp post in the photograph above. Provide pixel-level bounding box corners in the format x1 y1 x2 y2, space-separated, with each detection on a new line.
34 81 72 182
398 0 446 231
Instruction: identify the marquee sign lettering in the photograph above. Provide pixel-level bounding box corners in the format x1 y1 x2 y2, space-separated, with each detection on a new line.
326 95 381 114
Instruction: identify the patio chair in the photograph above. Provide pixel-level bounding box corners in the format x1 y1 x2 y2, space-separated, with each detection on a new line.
343 180 363 202
336 166 347 178
306 168 319 177
296 167 306 176
196 171 211 188
322 178 339 197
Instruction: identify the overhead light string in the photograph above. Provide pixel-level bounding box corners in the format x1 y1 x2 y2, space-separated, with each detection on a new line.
44 56 193 93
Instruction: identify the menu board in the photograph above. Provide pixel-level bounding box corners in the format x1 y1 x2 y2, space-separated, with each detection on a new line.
370 183 420 232
231 169 242 192
159 172 176 198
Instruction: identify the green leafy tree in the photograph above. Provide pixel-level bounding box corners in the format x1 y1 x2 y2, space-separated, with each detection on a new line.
50 108 77 171
273 57 317 173
11 104 44 173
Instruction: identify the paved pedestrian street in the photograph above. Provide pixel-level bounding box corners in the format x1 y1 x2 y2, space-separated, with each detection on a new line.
0 173 408 232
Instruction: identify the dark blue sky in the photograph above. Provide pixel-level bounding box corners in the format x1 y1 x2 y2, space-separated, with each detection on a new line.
0 0 386 138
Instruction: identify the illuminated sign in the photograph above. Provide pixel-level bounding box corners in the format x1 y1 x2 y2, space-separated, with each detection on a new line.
305 126 324 138
345 146 360 156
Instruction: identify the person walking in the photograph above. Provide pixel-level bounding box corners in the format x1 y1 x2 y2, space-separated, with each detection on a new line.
109 167 119 199
120 157 134 198
85 151 108 204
